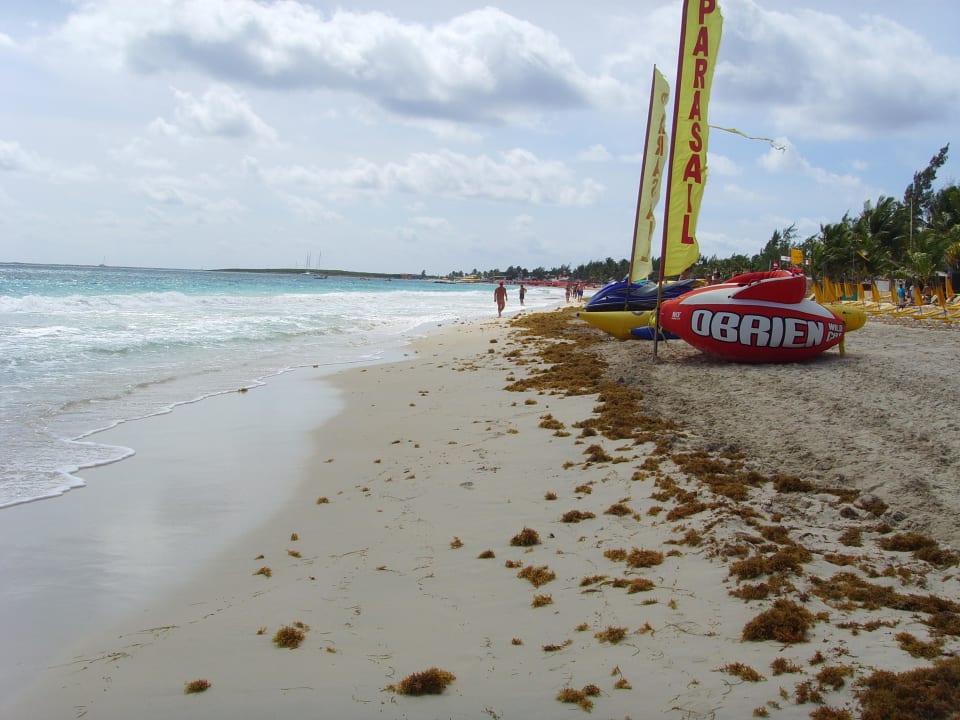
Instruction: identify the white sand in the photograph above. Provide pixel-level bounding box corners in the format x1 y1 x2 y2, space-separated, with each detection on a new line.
6 312 959 719
598 316 960 547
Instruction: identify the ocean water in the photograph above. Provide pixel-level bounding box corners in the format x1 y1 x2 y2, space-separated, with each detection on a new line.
0 263 564 508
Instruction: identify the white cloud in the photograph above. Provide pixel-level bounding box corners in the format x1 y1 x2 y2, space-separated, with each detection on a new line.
707 153 740 177
411 216 451 231
279 193 341 222
758 140 861 192
50 164 100 183
263 149 604 206
0 140 99 183
397 116 484 143
578 144 612 162
110 137 174 171
137 175 244 222
0 140 43 173
53 2 629 125
718 183 761 204
168 85 278 144
139 176 206 206
396 226 419 244
718 0 960 139
241 155 261 180
510 213 535 237
147 117 182 140
596 4 683 88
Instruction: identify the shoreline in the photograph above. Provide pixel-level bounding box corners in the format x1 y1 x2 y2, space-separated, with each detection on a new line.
0 366 345 711
7 310 960 718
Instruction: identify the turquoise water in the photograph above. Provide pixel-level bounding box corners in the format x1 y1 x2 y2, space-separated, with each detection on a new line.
0 264 564 507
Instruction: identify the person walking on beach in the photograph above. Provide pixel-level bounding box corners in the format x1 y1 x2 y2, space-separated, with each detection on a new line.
494 281 508 317
518 283 526 306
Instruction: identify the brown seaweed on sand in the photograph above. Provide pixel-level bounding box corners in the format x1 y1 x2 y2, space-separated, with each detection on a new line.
392 667 456 696
510 527 541 546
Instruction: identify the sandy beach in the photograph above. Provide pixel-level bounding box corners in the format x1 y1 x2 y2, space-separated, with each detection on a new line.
6 309 960 719
598 314 960 548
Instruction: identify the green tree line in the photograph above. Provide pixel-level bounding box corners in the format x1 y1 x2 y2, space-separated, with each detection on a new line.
452 144 959 287
698 144 959 290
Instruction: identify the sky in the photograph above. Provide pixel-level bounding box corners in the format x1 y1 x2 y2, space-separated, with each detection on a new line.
1 0 957 275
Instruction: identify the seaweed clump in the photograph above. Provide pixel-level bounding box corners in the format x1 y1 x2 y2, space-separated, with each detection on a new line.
273 625 306 649
816 664 854 690
561 509 596 523
184 678 211 694
774 475 814 493
721 663 764 682
556 684 601 712
582 444 613 463
594 626 628 644
626 578 655 594
604 502 633 517
879 533 958 567
809 572 960 615
517 565 556 587
394 667 456 696
742 599 816 643
855 657 960 719
626 548 664 568
895 632 944 659
729 545 812 581
770 658 803 675
510 527 541 547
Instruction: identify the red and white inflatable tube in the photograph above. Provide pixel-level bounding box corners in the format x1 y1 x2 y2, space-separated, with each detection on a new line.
658 274 844 362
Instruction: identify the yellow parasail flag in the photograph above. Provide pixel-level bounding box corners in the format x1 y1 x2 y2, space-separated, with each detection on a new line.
629 67 671 283
660 0 723 278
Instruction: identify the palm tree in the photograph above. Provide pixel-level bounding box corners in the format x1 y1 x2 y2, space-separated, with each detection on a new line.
946 241 960 275
945 241 960 294
814 218 856 281
902 246 937 301
801 234 824 278
898 185 960 291
927 186 960 280
850 196 904 279
754 226 796 270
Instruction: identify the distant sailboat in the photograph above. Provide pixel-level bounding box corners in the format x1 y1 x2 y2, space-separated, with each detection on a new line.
313 251 327 279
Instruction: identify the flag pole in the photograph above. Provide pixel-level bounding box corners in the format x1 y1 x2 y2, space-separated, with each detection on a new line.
625 66 663 310
653 0 692 361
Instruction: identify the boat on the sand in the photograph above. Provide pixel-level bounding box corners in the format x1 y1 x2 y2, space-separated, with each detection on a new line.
656 270 852 362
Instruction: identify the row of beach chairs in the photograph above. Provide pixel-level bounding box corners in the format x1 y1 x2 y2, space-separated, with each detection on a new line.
812 279 960 323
